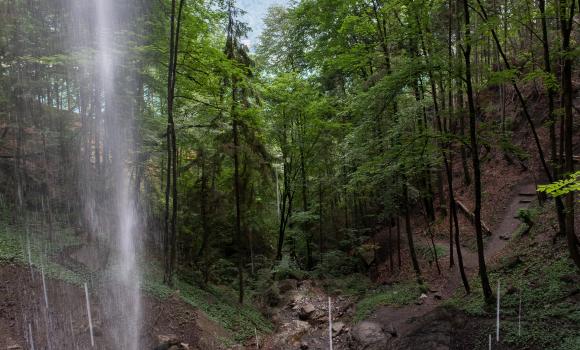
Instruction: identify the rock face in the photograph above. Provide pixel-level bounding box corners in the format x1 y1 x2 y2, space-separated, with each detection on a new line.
351 321 393 349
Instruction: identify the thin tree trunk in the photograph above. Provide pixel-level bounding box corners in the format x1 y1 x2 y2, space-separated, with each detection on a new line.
559 0 580 269
403 180 421 279
462 0 493 302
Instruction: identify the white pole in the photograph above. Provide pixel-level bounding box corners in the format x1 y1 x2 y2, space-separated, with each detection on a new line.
488 334 492 350
84 283 95 347
275 169 281 220
255 327 259 349
328 297 333 350
29 323 35 350
518 293 522 336
496 280 500 342
41 267 49 309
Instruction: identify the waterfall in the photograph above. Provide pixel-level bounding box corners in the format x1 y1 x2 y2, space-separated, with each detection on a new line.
70 0 142 347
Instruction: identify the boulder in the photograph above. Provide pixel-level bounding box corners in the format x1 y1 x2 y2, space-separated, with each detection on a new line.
351 321 392 349
299 303 316 320
332 321 345 335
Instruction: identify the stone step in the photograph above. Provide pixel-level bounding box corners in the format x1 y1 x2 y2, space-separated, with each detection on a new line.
519 199 532 203
519 193 536 197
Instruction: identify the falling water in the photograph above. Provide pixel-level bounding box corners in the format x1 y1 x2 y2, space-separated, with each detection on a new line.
69 0 142 347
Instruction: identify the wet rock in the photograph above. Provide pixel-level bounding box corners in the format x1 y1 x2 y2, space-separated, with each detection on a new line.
351 321 392 349
299 303 316 320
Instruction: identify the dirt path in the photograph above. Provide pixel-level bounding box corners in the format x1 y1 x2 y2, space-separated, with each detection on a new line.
365 182 537 343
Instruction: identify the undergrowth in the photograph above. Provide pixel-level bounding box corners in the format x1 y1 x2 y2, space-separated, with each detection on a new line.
445 205 580 349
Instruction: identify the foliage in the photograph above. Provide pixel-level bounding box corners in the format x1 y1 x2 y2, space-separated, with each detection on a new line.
445 206 580 348
537 171 580 198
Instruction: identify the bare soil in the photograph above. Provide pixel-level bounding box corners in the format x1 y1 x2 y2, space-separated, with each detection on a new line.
0 263 229 349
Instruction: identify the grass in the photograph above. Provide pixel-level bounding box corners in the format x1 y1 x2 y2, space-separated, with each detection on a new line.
444 206 580 349
0 220 89 285
354 281 427 322
320 272 374 297
142 264 273 342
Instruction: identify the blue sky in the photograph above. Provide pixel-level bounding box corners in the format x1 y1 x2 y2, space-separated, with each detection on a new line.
238 0 288 49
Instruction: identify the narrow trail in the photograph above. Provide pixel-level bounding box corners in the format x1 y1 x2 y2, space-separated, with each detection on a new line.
366 182 537 341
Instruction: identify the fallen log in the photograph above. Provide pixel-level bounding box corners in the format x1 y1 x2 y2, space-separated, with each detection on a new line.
455 200 493 236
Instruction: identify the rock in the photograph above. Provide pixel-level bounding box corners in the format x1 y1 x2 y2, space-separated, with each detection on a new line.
351 321 392 349
384 323 398 337
499 234 510 240
300 341 309 349
433 293 442 300
495 255 522 271
154 335 183 350
419 293 428 299
7 345 22 350
332 321 345 334
299 303 316 320
271 320 310 348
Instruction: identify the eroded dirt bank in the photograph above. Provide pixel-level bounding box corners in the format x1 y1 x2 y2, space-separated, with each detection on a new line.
0 263 228 350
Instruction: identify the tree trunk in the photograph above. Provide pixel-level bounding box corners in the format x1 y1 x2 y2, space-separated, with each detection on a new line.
462 0 493 302
403 180 421 279
559 0 580 270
